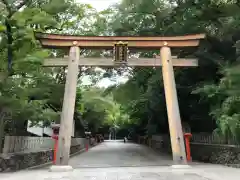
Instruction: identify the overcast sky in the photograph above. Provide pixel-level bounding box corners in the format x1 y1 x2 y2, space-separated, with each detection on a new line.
76 0 120 11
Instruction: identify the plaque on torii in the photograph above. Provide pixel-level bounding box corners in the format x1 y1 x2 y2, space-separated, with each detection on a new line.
36 33 205 166
114 41 128 65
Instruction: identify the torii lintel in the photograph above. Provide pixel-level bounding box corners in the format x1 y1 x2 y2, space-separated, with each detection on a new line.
35 33 205 49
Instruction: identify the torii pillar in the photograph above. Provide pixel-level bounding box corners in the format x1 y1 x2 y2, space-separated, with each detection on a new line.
54 42 80 170
161 42 186 164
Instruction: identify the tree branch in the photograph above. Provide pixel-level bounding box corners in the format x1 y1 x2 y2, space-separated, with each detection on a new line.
10 0 31 17
1 0 31 18
1 0 13 16
15 0 29 10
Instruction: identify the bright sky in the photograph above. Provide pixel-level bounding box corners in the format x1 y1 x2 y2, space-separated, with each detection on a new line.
81 74 128 88
76 0 127 88
76 0 120 11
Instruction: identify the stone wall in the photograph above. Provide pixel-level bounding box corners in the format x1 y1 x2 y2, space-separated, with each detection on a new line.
150 137 240 167
0 139 96 172
0 149 53 172
191 143 240 167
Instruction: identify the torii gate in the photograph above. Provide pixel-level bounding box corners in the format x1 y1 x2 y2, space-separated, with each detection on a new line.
36 33 205 168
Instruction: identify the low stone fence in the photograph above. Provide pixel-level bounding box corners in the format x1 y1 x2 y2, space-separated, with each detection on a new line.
0 137 97 172
138 134 240 167
2 136 54 153
191 143 240 167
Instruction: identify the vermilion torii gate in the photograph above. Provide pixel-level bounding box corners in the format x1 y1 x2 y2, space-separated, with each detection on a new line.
36 33 205 167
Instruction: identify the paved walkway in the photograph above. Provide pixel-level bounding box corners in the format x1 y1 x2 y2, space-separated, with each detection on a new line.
69 140 172 168
1 140 240 180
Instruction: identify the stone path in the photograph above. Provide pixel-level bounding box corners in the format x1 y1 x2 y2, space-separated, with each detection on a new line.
69 140 172 168
1 140 240 180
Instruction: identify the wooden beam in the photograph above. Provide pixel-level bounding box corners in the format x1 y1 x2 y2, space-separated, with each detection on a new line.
37 33 206 41
36 33 205 49
43 57 198 67
40 40 201 49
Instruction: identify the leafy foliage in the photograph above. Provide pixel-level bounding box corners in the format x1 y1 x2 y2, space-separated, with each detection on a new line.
104 0 240 140
78 87 131 134
1 0 240 144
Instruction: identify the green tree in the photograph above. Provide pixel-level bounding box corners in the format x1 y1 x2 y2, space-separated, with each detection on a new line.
0 0 74 151
103 0 240 139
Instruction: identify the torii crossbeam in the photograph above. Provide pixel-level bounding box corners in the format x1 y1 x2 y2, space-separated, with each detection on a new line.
43 56 198 67
36 33 205 168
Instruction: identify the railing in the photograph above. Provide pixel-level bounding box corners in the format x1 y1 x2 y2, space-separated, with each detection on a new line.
191 133 240 146
149 133 240 146
2 136 86 154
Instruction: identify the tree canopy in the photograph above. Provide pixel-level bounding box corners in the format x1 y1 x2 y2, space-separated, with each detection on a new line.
1 0 240 145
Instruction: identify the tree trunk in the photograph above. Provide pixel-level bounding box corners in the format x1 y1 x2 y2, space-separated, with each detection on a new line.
0 110 6 153
5 19 13 73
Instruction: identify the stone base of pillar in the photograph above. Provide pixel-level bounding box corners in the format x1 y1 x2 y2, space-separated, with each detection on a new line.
171 165 191 169
49 165 73 172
